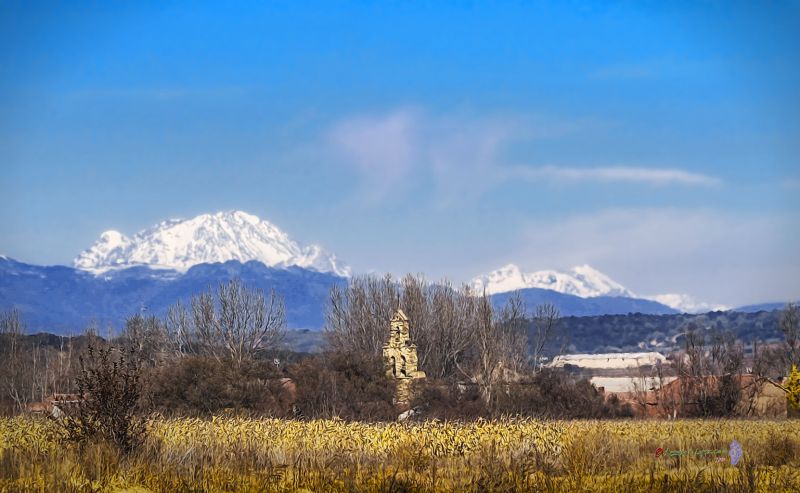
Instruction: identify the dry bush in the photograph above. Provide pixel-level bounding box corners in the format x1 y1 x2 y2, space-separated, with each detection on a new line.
410 379 486 420
61 344 146 454
496 369 633 419
755 430 798 467
144 356 290 417
289 351 396 421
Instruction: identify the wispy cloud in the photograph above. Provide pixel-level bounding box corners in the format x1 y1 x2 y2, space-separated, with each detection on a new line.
509 165 721 186
326 107 532 203
326 108 420 201
325 107 722 204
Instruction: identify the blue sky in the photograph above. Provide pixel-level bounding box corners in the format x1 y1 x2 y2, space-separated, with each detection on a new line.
1 1 798 306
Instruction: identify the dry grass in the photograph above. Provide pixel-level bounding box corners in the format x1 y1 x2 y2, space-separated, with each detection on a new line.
1 417 799 492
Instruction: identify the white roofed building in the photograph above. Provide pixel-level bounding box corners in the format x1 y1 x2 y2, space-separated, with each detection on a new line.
548 352 667 370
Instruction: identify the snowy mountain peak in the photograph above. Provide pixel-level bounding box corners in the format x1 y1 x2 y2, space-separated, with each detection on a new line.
472 263 726 314
99 230 129 242
568 264 632 297
472 263 634 298
99 230 132 249
74 210 351 277
471 263 527 294
643 294 729 314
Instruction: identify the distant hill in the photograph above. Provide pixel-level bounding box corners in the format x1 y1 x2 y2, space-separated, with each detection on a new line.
0 256 346 334
1 256 784 341
558 310 783 354
471 263 726 313
733 302 792 313
2 257 681 335
491 288 677 317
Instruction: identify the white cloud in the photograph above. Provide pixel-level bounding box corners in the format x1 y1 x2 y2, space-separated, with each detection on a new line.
513 208 799 307
326 108 419 201
509 165 720 186
326 108 722 203
326 108 529 203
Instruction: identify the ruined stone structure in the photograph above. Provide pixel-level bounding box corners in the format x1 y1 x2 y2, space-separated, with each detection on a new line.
383 309 425 403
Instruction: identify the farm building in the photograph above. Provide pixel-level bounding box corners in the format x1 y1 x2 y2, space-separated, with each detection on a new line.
548 352 668 370
616 375 789 418
26 393 81 418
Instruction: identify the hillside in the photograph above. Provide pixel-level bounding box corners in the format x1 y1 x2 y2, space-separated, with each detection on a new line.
0 257 345 333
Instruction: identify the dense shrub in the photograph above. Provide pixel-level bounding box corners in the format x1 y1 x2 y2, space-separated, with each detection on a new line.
409 379 486 420
508 368 633 418
146 351 395 420
289 351 396 421
145 356 291 417
412 368 632 420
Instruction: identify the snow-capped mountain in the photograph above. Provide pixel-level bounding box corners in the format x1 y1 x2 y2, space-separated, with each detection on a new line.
472 263 724 314
472 264 633 298
74 211 351 277
643 294 729 314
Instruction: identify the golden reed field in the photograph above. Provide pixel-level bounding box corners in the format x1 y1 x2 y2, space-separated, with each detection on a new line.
1 417 799 492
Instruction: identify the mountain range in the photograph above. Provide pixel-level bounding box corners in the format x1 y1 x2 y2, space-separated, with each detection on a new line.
472 264 633 298
471 264 729 313
75 211 350 277
0 256 344 333
0 210 783 335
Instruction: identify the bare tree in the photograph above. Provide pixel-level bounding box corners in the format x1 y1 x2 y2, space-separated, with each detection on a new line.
324 274 533 394
0 310 88 415
631 357 677 418
0 309 27 412
165 300 191 358
631 364 657 417
497 292 530 375
396 275 479 379
470 291 498 407
530 303 561 374
417 283 477 379
0 308 23 335
673 327 744 417
120 314 168 366
465 291 529 408
399 274 429 347
324 274 399 358
167 279 286 365
218 280 285 363
709 330 744 415
780 302 800 368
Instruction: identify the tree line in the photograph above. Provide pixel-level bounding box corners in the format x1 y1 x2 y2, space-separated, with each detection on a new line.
2 276 798 421
631 303 800 418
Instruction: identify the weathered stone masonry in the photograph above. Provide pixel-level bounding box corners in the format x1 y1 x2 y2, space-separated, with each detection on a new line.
383 309 425 403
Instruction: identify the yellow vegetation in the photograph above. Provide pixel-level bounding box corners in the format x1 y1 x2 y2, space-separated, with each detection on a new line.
785 365 800 410
1 417 799 492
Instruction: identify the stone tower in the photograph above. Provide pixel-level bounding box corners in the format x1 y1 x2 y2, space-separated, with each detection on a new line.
383 309 425 403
